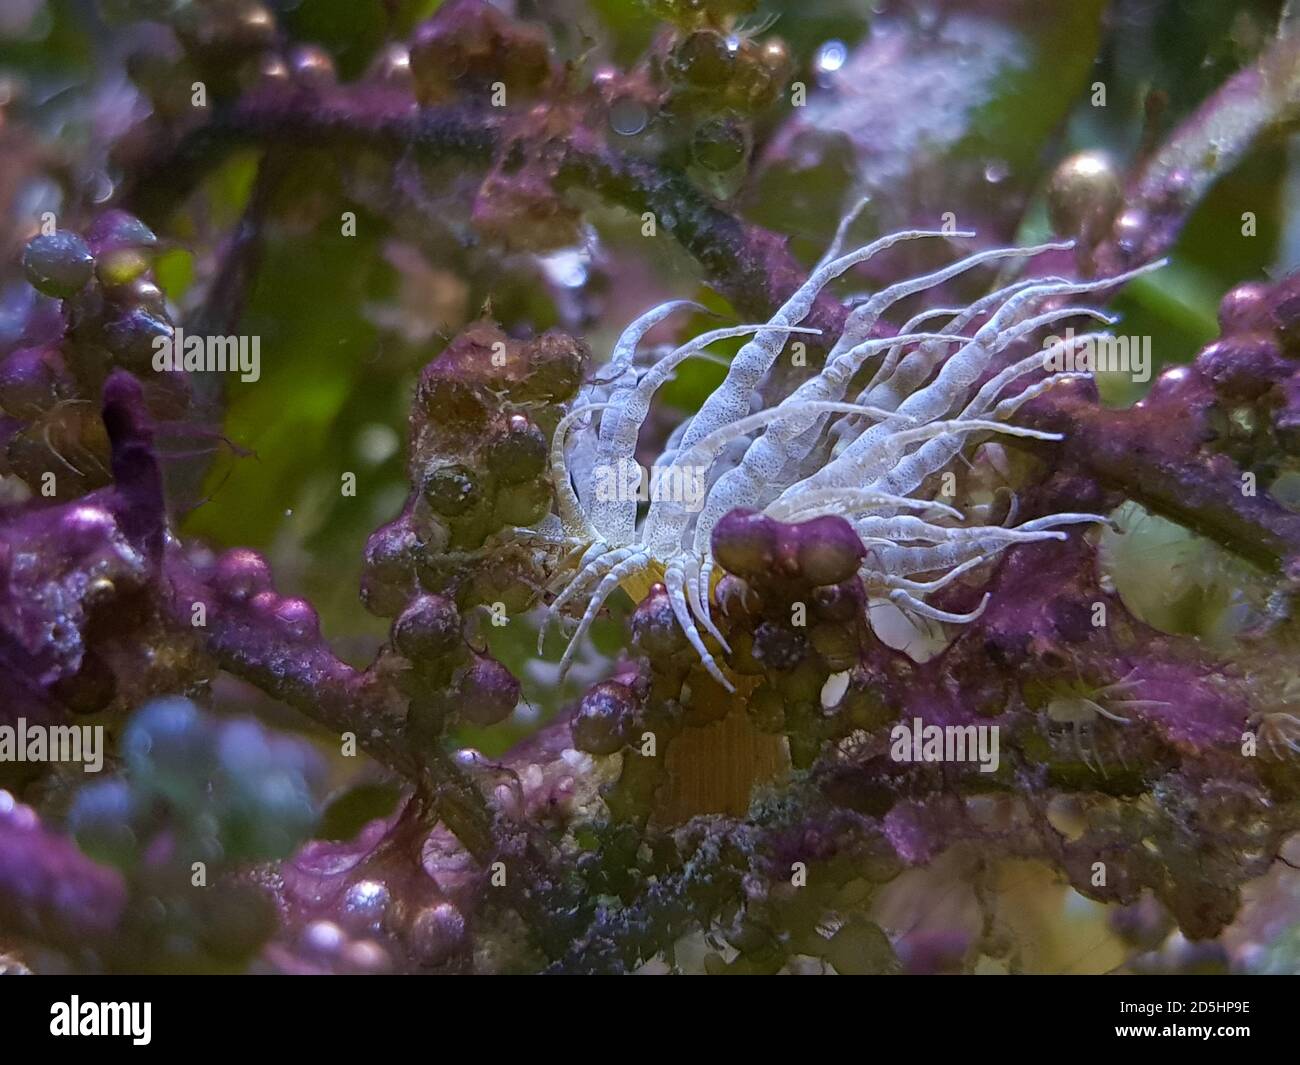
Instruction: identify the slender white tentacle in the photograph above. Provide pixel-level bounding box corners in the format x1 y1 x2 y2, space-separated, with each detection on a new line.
551 403 610 537
890 589 991 624
556 550 654 680
665 558 734 691
540 545 635 654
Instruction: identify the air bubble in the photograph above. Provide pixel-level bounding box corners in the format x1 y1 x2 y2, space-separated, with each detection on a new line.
539 247 590 289
815 40 847 76
608 96 648 136
983 161 1010 184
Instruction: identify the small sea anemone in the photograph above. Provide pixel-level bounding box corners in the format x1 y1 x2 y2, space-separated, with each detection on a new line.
1044 670 1169 776
521 203 1163 688
1250 710 1300 760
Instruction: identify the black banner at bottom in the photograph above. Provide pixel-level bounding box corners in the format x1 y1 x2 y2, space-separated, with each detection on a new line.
0 975 1289 1053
